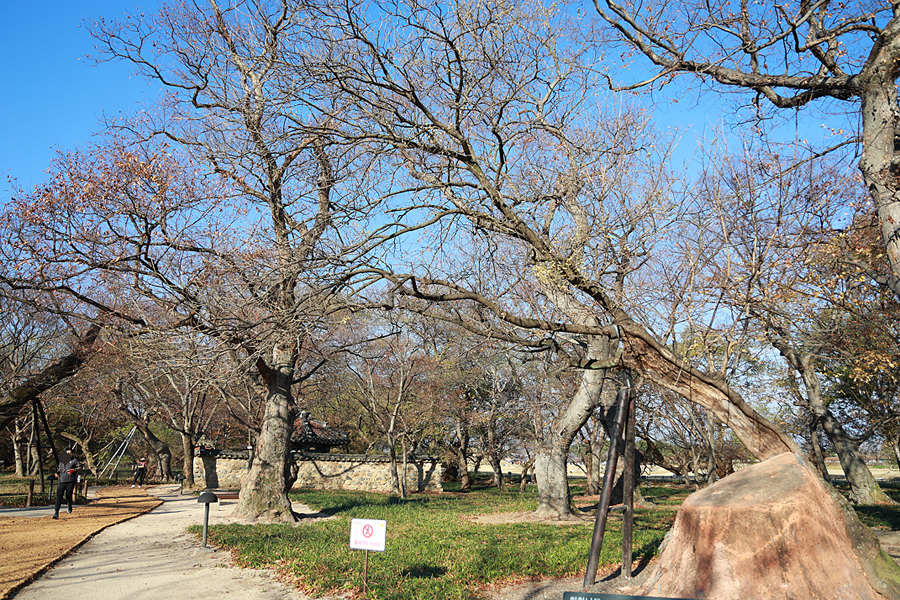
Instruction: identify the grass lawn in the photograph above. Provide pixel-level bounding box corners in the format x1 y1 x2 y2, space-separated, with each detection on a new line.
194 478 900 600
194 481 677 600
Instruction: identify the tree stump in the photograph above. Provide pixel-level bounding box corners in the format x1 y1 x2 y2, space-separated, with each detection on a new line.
634 453 900 599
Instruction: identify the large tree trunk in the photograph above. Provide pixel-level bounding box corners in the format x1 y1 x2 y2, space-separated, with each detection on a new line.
533 442 577 519
809 416 831 482
454 416 471 492
582 416 606 496
533 337 609 520
388 440 402 497
859 57 900 296
519 455 535 492
619 318 800 460
180 432 195 487
821 412 893 504
236 344 297 523
487 453 504 490
11 418 25 477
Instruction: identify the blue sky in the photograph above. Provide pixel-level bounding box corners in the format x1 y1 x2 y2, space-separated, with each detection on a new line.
0 1 844 198
0 2 158 194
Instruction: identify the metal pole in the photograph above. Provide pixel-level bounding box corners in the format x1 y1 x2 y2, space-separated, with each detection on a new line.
35 399 59 462
621 386 636 578
202 503 210 548
31 400 45 496
583 373 632 587
363 549 369 597
99 426 136 480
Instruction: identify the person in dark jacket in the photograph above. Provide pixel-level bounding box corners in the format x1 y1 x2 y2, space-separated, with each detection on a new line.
52 449 81 519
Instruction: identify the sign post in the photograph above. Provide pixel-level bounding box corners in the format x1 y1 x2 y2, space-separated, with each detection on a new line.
350 518 386 596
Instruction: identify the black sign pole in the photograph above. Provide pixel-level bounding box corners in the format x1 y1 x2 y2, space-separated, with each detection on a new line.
621 376 636 578
583 373 632 587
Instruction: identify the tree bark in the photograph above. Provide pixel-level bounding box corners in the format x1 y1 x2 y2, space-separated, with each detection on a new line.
583 417 606 496
770 336 892 504
519 455 535 492
821 412 892 504
619 318 800 460
454 415 471 492
857 29 900 296
180 433 195 488
485 407 504 490
235 343 298 523
388 440 402 497
809 416 831 482
533 340 608 520
11 418 25 477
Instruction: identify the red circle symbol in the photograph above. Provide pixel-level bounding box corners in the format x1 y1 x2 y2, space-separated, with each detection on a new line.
362 524 373 538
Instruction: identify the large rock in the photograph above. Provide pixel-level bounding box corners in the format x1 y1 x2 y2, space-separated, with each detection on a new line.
636 453 900 599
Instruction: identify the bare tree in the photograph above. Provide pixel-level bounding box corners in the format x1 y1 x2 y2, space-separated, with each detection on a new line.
313 0 798 461
111 378 175 482
125 334 228 487
689 146 894 503
593 0 900 298
342 315 437 497
0 0 393 522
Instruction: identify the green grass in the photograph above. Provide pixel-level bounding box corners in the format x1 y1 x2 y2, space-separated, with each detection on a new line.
193 486 678 600
0 474 50 507
854 486 900 530
638 483 694 506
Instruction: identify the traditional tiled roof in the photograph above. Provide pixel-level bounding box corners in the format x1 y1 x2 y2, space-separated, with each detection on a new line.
291 411 349 448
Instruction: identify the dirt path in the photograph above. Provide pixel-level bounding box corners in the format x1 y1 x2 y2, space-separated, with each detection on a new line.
0 486 161 599
7 485 319 600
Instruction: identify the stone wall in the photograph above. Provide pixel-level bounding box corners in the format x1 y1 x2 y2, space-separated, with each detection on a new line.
193 451 442 493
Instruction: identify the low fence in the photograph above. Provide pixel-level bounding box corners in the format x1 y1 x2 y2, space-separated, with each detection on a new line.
0 479 36 507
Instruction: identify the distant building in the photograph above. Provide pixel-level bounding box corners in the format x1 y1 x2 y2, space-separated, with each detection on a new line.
291 410 349 453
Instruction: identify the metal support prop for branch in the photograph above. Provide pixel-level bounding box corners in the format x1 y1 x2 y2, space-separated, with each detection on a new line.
622 385 636 578
35 399 59 463
31 399 46 495
583 371 634 587
98 426 136 480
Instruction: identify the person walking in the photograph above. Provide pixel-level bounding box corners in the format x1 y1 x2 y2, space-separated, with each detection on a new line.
52 449 80 519
131 457 147 488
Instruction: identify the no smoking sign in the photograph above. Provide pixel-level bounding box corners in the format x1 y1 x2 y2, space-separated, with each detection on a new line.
350 518 387 552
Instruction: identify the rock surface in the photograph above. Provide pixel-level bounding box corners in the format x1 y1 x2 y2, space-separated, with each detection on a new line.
635 452 900 600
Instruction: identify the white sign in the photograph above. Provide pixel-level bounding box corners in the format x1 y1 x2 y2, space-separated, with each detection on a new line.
349 518 387 552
